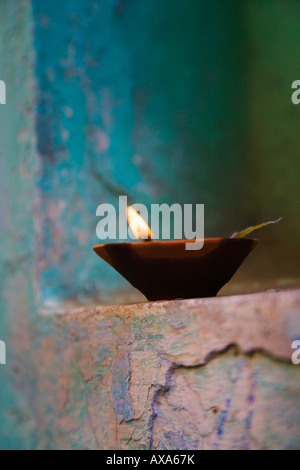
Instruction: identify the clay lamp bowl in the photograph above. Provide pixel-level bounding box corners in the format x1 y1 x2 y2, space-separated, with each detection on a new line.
93 237 257 301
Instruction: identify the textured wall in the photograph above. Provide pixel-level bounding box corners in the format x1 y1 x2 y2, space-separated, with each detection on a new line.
32 0 247 304
30 0 300 305
30 291 300 450
0 0 38 449
241 0 300 285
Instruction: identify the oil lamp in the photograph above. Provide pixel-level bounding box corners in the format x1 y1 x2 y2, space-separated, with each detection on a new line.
93 207 257 301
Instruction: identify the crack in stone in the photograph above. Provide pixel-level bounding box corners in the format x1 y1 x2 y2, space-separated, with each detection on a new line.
148 343 292 449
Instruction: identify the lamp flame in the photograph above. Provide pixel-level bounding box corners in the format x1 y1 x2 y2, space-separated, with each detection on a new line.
127 206 153 241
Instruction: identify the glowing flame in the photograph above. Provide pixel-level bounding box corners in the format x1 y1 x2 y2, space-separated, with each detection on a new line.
127 206 153 241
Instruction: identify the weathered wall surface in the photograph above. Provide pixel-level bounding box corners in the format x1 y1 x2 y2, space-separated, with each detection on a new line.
30 0 300 305
0 0 37 449
31 291 300 450
241 0 300 285
32 0 247 304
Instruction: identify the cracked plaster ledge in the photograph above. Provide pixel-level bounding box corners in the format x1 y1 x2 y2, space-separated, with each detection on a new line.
35 289 300 450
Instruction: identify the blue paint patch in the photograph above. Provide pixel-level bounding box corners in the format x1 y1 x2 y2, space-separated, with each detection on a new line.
147 333 164 340
245 410 254 430
248 394 255 405
217 398 231 439
112 352 134 423
163 430 199 451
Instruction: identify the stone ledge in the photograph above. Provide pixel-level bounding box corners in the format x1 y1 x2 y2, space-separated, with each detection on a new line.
33 289 300 449
52 289 300 363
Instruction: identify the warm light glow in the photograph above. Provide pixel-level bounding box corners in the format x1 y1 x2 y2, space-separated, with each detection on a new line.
127 206 153 240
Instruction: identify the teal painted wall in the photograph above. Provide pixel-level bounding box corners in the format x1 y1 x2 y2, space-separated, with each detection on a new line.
241 1 300 283
0 0 37 449
32 0 247 303
30 0 300 304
